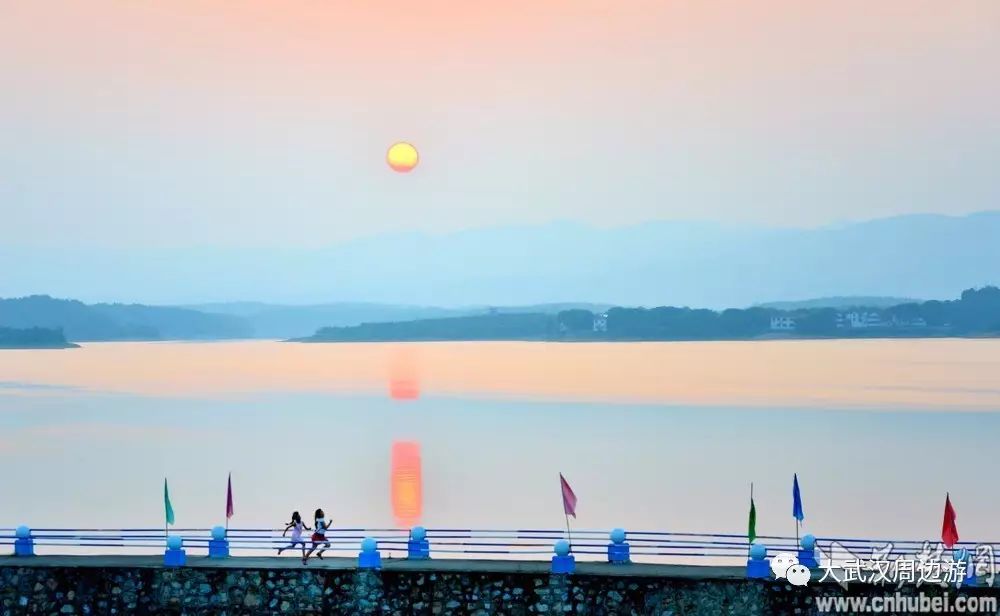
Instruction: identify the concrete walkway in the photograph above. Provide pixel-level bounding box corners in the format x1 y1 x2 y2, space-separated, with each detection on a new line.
0 555 747 580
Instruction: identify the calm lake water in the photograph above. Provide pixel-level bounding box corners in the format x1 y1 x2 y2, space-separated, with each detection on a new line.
1 339 999 550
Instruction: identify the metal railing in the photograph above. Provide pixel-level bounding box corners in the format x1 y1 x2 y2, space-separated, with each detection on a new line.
3 526 998 566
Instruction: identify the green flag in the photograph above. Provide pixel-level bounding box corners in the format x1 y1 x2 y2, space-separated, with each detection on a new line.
748 494 757 544
164 478 175 526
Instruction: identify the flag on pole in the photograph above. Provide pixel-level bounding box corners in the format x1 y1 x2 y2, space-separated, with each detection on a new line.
748 491 757 544
942 493 959 548
559 473 577 518
164 478 175 526
226 473 235 520
792 473 804 522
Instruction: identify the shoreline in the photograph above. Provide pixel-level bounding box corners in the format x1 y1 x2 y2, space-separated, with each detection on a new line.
6 335 998 347
0 342 80 350
292 332 998 344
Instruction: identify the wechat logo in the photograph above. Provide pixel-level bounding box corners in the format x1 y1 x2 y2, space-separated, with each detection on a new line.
772 552 811 586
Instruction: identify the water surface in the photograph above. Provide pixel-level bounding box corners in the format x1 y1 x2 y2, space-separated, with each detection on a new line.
1 339 998 553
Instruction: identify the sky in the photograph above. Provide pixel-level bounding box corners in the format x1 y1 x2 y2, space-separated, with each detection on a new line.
2 0 998 252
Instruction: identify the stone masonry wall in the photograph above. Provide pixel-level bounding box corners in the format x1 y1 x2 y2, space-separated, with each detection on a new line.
2 565 999 615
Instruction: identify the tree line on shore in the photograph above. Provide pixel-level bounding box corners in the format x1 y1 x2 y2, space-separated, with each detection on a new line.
5 287 997 345
307 286 1000 342
0 326 75 348
559 286 1000 339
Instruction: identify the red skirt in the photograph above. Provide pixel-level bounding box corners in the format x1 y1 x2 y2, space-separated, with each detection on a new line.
311 533 327 542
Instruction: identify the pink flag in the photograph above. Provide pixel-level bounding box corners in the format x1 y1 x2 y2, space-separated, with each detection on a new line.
560 473 577 518
226 473 234 520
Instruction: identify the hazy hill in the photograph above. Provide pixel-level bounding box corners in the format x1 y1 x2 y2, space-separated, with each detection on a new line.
0 296 250 341
185 302 465 339
756 296 919 310
2 212 997 308
305 313 555 342
91 303 252 340
0 296 151 340
0 295 615 341
189 301 613 338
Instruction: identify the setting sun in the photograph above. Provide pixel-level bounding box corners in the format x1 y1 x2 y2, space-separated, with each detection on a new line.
386 142 419 173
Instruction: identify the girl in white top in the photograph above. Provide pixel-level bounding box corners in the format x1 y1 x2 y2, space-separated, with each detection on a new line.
277 511 310 557
303 508 331 564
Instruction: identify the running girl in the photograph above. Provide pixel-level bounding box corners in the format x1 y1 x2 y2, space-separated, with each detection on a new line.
277 511 310 557
302 508 331 564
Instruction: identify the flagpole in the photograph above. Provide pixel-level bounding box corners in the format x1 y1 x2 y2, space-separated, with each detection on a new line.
564 513 573 552
792 473 803 546
559 473 574 552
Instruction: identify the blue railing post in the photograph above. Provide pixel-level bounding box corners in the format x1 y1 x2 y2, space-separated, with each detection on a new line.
358 537 382 569
164 535 186 567
964 554 978 588
798 534 818 568
407 526 430 560
746 543 770 578
10 525 982 571
551 539 575 574
208 525 230 558
607 528 630 564
14 526 34 557
954 549 977 587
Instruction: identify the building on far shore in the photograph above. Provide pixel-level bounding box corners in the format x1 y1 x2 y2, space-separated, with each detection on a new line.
769 315 796 331
836 310 931 330
837 311 883 329
889 315 928 328
593 313 608 333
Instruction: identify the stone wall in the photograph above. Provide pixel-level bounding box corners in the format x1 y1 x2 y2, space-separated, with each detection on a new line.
1 564 998 615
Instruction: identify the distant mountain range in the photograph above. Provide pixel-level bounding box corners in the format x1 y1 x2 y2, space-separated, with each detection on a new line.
0 296 612 341
2 287 992 342
303 286 1000 343
0 296 250 341
2 212 998 308
184 301 613 339
5 285 996 344
0 288 982 343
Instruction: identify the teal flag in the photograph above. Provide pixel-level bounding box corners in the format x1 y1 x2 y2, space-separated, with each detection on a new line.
164 478 175 526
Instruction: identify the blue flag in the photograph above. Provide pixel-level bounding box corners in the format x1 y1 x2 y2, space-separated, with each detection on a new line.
792 473 804 522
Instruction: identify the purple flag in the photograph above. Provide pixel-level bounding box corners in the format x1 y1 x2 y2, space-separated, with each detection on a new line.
560 473 577 518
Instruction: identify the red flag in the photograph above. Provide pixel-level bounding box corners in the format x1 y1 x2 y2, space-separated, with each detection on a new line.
559 473 577 518
226 473 234 520
942 493 959 548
